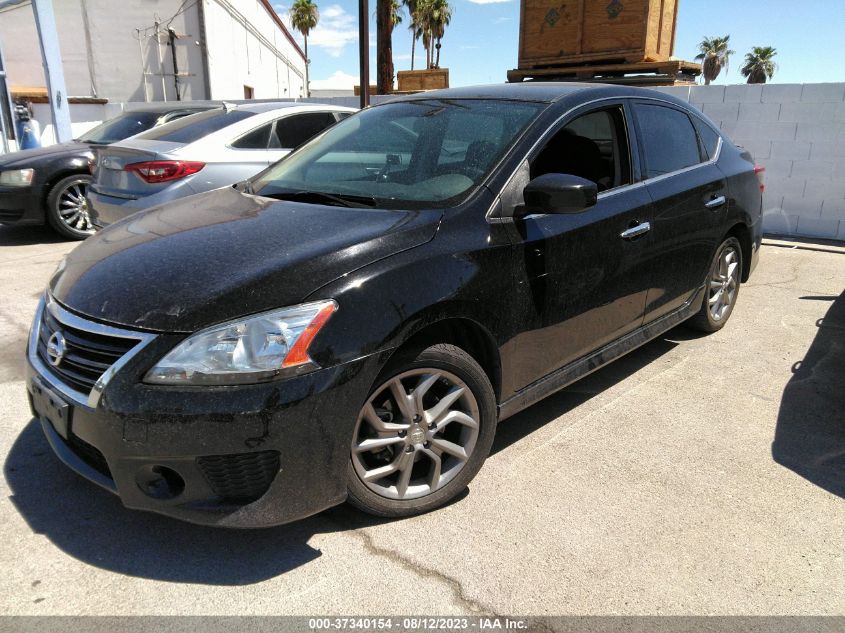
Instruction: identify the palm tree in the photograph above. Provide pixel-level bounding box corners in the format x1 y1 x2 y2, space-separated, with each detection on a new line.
403 0 423 70
429 0 451 68
695 35 734 85
741 46 777 84
391 0 403 28
289 0 319 97
376 0 404 94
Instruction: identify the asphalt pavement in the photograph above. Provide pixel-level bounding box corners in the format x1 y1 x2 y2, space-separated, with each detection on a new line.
0 225 842 616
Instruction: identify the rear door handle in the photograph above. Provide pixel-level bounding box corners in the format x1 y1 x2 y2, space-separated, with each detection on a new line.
620 221 651 240
705 195 727 209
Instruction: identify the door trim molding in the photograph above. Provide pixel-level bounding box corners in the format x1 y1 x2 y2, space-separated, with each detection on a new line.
498 284 706 421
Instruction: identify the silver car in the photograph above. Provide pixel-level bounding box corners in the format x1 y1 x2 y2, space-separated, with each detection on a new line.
88 102 355 227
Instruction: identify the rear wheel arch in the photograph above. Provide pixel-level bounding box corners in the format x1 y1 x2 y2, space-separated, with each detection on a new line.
724 222 752 282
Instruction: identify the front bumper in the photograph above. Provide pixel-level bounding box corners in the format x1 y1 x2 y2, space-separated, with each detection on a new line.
26 297 385 528
0 184 44 225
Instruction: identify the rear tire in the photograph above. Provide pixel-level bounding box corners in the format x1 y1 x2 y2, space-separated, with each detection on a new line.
46 174 95 240
686 236 743 333
347 344 497 518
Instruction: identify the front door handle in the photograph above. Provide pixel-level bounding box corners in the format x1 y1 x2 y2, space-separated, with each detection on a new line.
620 221 651 240
705 195 727 209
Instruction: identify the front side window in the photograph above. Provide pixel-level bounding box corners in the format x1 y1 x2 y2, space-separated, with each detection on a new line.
531 106 631 192
633 103 702 178
253 99 545 209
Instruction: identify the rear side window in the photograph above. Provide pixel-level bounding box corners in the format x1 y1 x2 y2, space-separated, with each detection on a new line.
692 117 721 160
135 109 255 144
231 123 273 149
275 112 338 149
633 103 702 178
78 111 162 144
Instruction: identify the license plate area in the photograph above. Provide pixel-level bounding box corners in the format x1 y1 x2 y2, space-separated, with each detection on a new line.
30 375 72 439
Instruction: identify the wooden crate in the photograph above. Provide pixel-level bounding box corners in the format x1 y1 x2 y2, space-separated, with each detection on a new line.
397 69 449 92
518 0 679 69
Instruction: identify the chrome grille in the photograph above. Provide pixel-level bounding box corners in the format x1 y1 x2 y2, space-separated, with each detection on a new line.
36 305 141 396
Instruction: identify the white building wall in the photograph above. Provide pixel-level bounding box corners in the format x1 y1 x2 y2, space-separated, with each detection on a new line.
201 0 306 100
0 0 208 102
653 83 845 242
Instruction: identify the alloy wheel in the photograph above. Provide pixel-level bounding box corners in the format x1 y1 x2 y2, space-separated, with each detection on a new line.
708 244 739 321
57 180 94 234
351 368 481 501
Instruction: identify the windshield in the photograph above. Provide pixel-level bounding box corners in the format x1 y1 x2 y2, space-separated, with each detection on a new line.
252 99 545 209
79 111 163 144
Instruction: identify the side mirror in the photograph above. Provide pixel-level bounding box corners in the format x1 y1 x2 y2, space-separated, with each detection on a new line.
520 173 598 215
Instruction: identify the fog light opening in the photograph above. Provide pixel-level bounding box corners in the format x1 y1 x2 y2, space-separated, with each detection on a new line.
135 465 185 500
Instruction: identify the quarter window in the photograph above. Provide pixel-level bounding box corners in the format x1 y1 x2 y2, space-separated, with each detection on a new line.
634 103 702 178
692 117 721 160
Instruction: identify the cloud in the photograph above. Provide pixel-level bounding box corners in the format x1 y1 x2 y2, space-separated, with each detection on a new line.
467 0 512 4
309 70 359 90
288 4 359 58
493 16 512 23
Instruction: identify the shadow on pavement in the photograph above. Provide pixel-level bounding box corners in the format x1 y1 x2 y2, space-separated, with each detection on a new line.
0 225 72 246
772 291 845 498
5 327 686 585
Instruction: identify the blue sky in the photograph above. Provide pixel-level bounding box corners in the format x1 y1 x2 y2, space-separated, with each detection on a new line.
273 0 845 90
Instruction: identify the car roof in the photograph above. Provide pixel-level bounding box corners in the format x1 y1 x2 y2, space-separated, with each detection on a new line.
386 82 688 106
122 104 216 114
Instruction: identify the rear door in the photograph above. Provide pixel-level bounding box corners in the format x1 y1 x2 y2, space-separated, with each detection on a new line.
507 102 655 389
631 100 729 323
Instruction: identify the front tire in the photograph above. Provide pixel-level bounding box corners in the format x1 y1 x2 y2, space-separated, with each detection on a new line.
687 236 743 333
46 174 95 240
347 344 497 518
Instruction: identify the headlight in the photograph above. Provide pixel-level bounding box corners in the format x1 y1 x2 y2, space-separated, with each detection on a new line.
0 168 35 187
144 300 337 385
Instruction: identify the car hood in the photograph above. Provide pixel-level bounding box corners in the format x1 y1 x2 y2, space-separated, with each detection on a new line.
0 142 92 167
49 187 443 332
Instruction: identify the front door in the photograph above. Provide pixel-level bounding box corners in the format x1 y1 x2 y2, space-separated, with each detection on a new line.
506 103 654 390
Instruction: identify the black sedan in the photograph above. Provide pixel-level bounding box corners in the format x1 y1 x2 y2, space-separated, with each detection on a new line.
0 105 210 239
27 84 763 527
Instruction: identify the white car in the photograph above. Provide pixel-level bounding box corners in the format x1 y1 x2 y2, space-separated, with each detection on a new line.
87 102 356 227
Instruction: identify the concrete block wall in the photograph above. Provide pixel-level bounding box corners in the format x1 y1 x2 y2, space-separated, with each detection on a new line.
654 83 845 241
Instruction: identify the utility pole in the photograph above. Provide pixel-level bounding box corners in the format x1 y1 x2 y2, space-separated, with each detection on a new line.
30 0 73 142
358 0 369 108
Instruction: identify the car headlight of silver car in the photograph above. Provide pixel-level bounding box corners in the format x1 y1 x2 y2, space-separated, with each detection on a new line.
0 168 35 186
144 300 337 385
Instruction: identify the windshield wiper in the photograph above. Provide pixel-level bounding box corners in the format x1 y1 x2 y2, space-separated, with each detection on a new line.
261 190 378 208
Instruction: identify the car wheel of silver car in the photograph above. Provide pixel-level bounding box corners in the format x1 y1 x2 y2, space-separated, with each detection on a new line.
47 174 96 240
347 343 497 517
687 236 743 333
